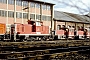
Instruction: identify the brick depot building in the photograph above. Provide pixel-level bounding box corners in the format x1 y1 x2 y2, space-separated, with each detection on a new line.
0 0 54 30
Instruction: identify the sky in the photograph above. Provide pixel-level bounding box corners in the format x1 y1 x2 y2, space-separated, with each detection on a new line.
38 0 90 15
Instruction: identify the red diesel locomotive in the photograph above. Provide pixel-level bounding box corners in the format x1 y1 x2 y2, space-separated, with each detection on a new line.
0 20 89 41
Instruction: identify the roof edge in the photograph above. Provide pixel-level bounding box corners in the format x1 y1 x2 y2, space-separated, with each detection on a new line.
22 0 55 5
53 18 90 24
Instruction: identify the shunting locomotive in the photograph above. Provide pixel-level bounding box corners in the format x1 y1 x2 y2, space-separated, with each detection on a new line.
0 18 90 41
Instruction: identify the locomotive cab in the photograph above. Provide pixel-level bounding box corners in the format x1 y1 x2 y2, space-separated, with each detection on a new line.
55 25 67 40
85 27 90 39
10 24 19 41
68 26 75 39
77 26 84 39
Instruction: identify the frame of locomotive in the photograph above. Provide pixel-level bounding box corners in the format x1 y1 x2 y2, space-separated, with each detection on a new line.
0 20 90 41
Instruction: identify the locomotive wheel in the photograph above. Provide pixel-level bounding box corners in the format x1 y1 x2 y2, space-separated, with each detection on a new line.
30 37 35 41
42 36 47 41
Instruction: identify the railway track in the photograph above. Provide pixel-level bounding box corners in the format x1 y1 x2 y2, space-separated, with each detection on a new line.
0 39 89 46
0 40 90 60
0 51 90 60
0 45 90 60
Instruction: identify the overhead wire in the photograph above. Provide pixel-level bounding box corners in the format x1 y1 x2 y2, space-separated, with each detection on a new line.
50 0 89 14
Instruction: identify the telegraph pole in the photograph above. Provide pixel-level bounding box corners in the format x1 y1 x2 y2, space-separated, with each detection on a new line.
51 5 54 39
14 0 16 41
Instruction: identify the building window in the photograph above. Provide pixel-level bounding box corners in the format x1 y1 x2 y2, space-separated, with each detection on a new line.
42 4 47 10
30 2 35 8
42 15 46 20
36 3 40 8
77 26 80 30
30 14 35 19
23 1 28 7
89 27 90 29
47 16 51 21
62 25 66 28
16 12 22 18
0 10 1 16
72 26 75 28
0 0 7 4
36 15 40 20
8 0 14 5
57 25 61 30
47 5 51 10
16 0 22 6
3 10 7 17
23 13 28 19
68 25 71 28
8 11 14 18
0 10 7 17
